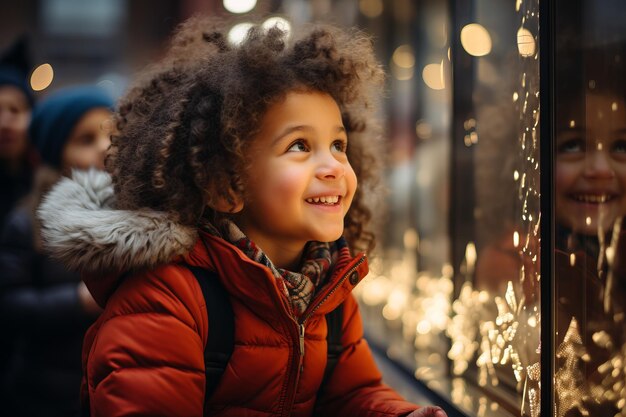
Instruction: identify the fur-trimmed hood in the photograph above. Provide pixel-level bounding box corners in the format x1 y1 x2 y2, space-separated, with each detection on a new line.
37 169 197 275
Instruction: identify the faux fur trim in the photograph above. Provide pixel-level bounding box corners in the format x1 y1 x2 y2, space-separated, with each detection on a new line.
37 169 197 274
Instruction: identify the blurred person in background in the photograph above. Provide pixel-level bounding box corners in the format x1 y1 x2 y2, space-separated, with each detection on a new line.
0 37 37 226
0 35 38 415
0 86 113 417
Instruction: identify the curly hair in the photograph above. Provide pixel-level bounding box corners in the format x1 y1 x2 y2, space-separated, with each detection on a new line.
108 15 384 254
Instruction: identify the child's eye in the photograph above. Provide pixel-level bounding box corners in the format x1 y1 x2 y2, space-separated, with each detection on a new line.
612 139 626 153
77 134 96 146
287 140 309 153
557 138 585 154
332 140 347 153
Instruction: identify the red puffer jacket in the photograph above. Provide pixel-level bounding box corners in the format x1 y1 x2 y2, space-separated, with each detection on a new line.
38 170 420 417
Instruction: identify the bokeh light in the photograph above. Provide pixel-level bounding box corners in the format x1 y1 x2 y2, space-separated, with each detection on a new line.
227 22 254 45
30 63 54 91
223 0 257 14
460 23 492 57
359 0 383 19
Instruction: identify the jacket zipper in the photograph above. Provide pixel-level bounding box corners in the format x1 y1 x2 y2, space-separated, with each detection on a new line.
281 254 366 416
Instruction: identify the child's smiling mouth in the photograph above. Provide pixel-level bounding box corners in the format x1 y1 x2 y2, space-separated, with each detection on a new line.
305 195 341 205
569 193 618 204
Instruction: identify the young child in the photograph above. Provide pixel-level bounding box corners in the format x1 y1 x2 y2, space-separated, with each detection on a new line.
0 85 112 417
38 17 448 417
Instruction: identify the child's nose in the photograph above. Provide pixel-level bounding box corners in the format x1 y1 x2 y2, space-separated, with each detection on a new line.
98 134 111 153
316 154 345 180
584 150 615 179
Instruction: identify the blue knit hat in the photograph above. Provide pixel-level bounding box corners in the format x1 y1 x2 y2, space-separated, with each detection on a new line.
29 86 114 168
0 37 35 107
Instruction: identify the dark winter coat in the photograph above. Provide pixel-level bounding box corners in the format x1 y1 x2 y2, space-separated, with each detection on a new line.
0 204 97 417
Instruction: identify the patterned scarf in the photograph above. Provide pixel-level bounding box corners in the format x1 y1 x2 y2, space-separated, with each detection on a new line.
211 221 348 316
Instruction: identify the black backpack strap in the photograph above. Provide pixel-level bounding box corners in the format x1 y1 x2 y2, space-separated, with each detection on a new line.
186 266 234 408
321 302 344 386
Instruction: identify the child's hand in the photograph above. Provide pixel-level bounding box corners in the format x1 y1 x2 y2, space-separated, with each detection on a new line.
406 406 448 417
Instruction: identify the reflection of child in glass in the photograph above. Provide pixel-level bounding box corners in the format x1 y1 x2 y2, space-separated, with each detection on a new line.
556 93 626 236
0 86 112 417
38 18 447 417
554 79 626 415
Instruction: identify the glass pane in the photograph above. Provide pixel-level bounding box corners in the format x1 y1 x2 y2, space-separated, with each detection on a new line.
355 0 453 380
355 0 541 415
446 0 541 414
554 0 626 415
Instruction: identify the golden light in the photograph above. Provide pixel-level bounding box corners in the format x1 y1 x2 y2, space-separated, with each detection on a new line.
223 0 257 14
460 23 492 57
465 242 477 269
262 17 291 37
416 121 432 140
422 62 445 90
30 63 54 91
513 231 520 248
403 228 419 249
359 0 383 18
517 27 536 57
392 45 415 69
612 101 618 111
227 22 254 45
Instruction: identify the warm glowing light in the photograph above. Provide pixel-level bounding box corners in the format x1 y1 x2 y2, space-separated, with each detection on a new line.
422 62 445 90
392 45 415 69
223 0 257 14
403 228 419 249
612 101 618 111
465 242 477 269
460 23 492 57
359 0 383 18
361 276 390 306
262 17 291 35
513 92 519 102
227 22 254 45
606 246 615 264
517 28 536 57
464 118 476 129
597 142 603 150
416 320 432 334
30 63 54 91
415 121 432 139
514 170 520 181
513 231 520 248
569 120 576 128
585 216 591 226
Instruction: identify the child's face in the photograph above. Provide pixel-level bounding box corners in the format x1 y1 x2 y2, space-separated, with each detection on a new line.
556 93 626 235
236 90 357 252
61 108 112 174
0 86 30 162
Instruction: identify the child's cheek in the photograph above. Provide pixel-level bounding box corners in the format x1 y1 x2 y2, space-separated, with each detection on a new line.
344 165 358 212
266 167 307 202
